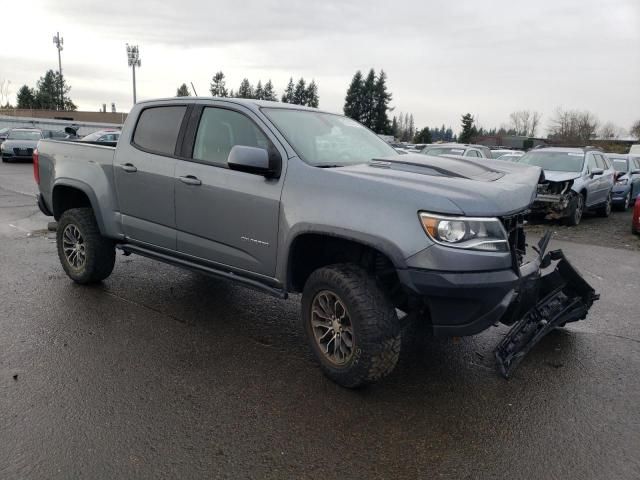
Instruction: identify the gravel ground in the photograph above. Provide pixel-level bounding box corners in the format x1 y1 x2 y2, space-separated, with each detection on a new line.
525 207 639 252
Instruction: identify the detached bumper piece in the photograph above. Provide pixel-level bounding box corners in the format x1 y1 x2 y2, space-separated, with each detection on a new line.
495 236 599 378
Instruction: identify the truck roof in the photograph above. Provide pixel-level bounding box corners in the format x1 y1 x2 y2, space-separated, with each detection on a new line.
136 97 332 115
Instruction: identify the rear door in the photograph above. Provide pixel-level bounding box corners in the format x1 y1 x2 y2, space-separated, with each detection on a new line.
173 103 286 277
584 152 602 206
594 153 614 201
114 105 188 249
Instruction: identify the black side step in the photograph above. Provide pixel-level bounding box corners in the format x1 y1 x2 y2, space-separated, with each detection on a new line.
117 244 287 299
495 251 599 378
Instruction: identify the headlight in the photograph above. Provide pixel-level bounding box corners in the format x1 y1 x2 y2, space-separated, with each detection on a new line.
419 212 509 252
616 178 628 185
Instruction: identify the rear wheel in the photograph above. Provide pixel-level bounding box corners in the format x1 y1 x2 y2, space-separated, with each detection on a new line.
596 193 612 217
617 192 631 211
301 264 401 388
57 208 115 284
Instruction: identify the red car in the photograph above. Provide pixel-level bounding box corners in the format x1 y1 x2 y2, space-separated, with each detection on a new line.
633 195 640 235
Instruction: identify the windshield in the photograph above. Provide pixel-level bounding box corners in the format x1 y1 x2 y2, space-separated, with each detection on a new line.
8 130 41 141
422 146 466 157
517 151 584 172
611 158 628 172
262 108 397 166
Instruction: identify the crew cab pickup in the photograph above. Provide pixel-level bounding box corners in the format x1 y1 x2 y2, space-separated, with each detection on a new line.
34 98 598 387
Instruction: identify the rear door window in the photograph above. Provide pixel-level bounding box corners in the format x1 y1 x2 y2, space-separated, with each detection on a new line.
465 150 481 158
133 106 187 156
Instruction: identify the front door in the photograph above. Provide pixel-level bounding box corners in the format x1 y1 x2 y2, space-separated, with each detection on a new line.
174 105 285 277
114 105 188 249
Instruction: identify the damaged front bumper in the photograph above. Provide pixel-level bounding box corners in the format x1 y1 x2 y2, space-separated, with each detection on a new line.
400 231 598 378
494 232 599 377
531 192 573 219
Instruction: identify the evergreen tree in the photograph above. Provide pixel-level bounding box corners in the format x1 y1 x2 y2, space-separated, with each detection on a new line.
292 78 307 105
228 89 235 98
254 80 264 100
391 116 398 138
372 70 392 134
16 85 36 109
414 127 432 144
459 113 477 143
176 83 190 97
343 70 364 122
281 78 295 103
209 71 228 97
305 80 319 108
445 127 453 141
36 70 60 110
237 78 254 99
263 80 277 101
360 69 377 129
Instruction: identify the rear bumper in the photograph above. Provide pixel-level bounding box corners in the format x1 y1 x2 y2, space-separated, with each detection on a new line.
37 194 53 216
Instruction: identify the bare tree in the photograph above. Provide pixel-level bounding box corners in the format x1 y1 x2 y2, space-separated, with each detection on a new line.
508 110 542 137
548 107 599 144
0 79 11 107
631 120 640 140
598 122 625 140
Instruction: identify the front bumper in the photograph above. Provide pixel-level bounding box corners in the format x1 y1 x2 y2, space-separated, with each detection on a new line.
530 193 572 219
611 185 631 203
399 233 598 377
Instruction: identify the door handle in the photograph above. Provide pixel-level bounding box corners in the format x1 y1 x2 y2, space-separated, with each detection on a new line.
178 175 202 186
120 163 137 173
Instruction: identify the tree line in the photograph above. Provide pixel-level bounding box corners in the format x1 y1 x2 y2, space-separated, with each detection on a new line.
343 69 393 134
15 70 76 111
176 72 319 107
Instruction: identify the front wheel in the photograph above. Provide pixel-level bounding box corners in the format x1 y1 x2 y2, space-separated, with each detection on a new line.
301 264 401 388
566 193 584 226
57 208 116 284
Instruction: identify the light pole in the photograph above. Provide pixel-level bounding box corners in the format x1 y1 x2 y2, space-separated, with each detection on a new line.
126 44 141 104
53 32 63 110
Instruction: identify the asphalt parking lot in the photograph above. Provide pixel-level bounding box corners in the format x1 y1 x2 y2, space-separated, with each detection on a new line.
1 161 639 479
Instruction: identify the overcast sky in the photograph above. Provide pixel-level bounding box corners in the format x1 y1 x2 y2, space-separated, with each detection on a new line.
1 0 638 134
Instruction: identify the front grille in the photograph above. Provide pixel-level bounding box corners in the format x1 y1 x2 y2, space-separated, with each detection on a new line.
501 212 527 267
13 147 33 156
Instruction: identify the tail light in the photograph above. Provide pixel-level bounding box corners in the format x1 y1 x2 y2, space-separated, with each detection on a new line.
33 148 40 185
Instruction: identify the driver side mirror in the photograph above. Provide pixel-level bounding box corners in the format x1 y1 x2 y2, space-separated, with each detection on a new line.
227 145 281 178
591 168 604 177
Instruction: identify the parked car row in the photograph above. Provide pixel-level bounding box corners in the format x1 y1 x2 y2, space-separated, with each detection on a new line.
0 127 120 162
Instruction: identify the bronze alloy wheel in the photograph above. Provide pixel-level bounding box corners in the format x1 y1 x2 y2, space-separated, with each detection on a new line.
310 290 355 366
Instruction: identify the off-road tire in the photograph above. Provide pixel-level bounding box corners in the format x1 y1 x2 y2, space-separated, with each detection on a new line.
57 208 115 284
566 193 584 226
596 193 612 217
301 264 401 388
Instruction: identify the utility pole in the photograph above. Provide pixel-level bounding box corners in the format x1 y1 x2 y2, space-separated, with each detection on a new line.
126 44 141 105
53 32 63 110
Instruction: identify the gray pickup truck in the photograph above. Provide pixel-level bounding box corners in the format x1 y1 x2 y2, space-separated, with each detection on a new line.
34 98 598 387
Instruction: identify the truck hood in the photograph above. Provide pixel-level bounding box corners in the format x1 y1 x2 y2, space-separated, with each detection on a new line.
331 154 542 217
540 171 581 182
2 139 39 150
